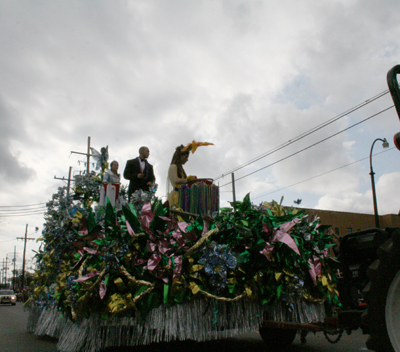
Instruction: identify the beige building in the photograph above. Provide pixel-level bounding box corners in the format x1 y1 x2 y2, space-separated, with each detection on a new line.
302 208 400 237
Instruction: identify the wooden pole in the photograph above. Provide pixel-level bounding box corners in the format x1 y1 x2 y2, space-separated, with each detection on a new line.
17 225 35 289
87 136 91 174
21 224 27 289
231 173 236 203
70 136 93 174
5 256 8 287
67 166 72 196
13 246 16 291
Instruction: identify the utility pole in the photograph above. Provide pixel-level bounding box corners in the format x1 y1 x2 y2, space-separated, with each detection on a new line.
16 224 35 289
1 260 3 287
54 166 73 195
13 246 16 291
231 173 236 203
71 136 93 174
54 136 96 194
1 259 7 287
55 137 95 193
4 256 8 288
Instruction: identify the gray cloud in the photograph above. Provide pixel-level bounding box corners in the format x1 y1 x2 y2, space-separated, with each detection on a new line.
2 0 400 261
0 97 35 184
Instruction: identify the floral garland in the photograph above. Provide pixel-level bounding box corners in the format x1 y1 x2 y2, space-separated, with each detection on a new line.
28 181 340 323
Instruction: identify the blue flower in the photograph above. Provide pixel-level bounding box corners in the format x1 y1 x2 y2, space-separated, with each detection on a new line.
199 242 237 291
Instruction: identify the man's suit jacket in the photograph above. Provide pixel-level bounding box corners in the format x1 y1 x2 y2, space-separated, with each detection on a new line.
123 157 155 195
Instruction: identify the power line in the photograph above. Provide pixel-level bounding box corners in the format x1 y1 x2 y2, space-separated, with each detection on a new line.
252 147 395 200
0 207 47 213
0 211 46 218
0 203 47 217
219 105 394 188
214 90 390 180
0 203 47 208
0 239 18 244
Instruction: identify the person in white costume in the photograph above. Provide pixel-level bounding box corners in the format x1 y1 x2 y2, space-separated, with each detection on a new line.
99 161 124 210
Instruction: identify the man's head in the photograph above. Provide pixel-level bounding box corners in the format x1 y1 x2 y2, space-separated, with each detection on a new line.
139 146 150 160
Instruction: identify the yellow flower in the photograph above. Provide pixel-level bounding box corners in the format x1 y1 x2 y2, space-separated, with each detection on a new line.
71 211 83 223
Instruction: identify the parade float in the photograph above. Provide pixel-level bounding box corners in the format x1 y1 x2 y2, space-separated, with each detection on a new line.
26 145 340 352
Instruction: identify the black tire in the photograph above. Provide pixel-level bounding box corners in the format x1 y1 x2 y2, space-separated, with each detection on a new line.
364 230 400 352
259 327 297 348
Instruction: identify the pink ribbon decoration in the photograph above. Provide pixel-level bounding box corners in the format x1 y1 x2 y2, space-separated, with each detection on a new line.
141 202 154 229
201 220 209 236
156 267 169 284
99 280 107 299
73 270 102 282
260 219 301 260
148 238 172 255
79 228 88 236
309 260 317 285
262 222 271 234
147 241 157 253
273 219 301 255
126 220 135 236
171 228 194 250
147 254 162 271
171 228 182 242
273 229 300 255
159 216 177 236
158 238 171 255
314 256 322 277
279 218 301 234
308 256 322 285
132 255 146 266
178 222 189 233
72 253 85 269
260 244 275 260
83 247 98 255
172 255 183 279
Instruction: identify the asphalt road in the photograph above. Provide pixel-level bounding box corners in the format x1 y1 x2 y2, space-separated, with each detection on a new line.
0 302 57 352
0 302 373 352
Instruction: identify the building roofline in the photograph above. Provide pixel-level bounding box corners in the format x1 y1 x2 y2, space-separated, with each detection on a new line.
296 207 399 217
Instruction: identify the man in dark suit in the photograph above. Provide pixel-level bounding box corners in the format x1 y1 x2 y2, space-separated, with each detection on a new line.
123 146 155 199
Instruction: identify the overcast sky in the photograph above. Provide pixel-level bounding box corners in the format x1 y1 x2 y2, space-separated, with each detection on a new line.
1 0 400 269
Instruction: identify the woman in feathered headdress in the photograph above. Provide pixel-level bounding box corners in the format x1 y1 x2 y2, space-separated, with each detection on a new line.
167 141 213 208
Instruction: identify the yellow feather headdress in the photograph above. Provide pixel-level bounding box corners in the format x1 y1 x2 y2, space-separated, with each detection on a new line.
181 141 214 154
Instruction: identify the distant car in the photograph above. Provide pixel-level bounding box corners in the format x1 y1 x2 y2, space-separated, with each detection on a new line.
0 290 17 305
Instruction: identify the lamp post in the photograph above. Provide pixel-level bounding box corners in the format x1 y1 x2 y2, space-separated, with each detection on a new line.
369 138 389 228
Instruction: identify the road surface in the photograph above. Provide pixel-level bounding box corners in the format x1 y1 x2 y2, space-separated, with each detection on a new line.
0 302 373 352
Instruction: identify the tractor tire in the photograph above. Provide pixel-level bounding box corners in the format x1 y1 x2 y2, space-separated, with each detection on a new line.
364 230 400 352
259 327 297 349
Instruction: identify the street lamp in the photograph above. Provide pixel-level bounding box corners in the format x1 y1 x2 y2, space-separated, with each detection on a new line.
370 137 389 228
